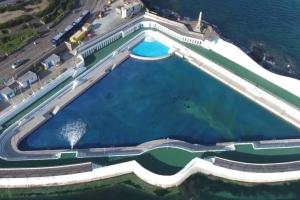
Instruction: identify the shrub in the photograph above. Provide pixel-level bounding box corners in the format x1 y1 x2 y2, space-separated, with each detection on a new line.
34 0 57 17
0 15 33 29
1 29 9 34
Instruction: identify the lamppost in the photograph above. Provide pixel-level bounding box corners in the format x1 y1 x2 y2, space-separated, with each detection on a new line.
18 86 25 102
38 74 43 89
29 82 35 95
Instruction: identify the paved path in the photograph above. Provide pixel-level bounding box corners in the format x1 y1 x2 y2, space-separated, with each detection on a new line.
0 162 92 178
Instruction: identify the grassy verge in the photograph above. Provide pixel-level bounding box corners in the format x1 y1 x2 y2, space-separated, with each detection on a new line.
0 28 38 54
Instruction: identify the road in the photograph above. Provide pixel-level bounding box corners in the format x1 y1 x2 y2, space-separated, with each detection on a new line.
0 0 101 83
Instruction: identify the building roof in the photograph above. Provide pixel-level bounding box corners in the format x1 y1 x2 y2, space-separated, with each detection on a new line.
18 71 37 83
0 87 14 95
42 54 60 65
8 82 20 91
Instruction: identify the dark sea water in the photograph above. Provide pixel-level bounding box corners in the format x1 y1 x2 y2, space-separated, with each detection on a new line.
142 0 300 78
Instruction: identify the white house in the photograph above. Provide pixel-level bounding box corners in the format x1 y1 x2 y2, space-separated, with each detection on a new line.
17 71 38 88
120 1 143 19
0 87 15 100
41 54 61 70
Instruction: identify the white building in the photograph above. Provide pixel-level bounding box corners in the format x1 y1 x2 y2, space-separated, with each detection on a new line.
0 87 15 100
17 71 38 88
41 54 61 70
120 1 143 19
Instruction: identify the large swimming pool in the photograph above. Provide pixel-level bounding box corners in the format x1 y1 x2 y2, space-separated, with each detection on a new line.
19 55 300 150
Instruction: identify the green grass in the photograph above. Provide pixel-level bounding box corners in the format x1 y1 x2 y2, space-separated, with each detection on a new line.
148 148 203 167
85 29 144 68
0 28 38 54
59 152 77 159
41 0 76 24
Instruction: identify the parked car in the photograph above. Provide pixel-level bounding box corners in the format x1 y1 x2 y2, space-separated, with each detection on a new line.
11 59 28 69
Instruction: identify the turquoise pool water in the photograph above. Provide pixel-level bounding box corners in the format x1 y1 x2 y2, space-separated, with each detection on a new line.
19 56 300 150
131 38 170 58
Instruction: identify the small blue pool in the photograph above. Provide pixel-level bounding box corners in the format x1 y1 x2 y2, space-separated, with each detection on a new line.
131 37 170 58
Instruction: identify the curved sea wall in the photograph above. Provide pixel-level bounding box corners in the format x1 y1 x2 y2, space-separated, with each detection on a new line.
2 157 300 188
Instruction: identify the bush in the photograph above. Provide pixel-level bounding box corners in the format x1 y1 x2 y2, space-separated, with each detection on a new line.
40 0 76 24
0 0 42 14
1 29 9 34
0 4 24 14
0 15 33 29
34 0 57 17
0 28 38 54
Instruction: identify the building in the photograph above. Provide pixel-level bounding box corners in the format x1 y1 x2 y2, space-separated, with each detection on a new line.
8 81 21 94
119 0 143 18
41 54 61 70
17 71 38 88
0 87 15 100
